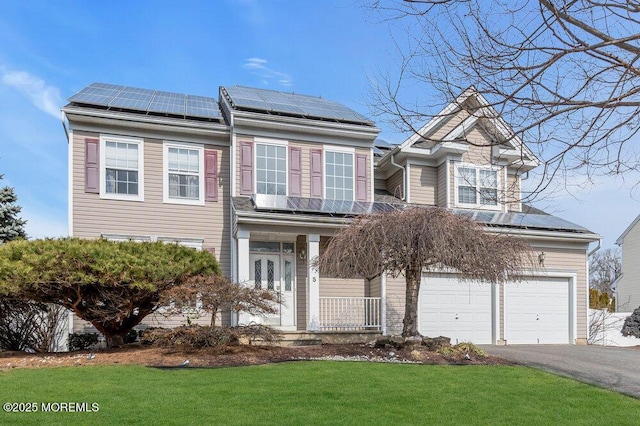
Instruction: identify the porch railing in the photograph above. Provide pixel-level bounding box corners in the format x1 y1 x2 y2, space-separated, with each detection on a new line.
319 297 381 331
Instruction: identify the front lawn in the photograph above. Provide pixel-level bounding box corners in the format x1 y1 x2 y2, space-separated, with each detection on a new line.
1 362 639 425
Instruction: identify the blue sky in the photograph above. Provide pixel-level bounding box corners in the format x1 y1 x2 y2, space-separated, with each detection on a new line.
0 0 638 250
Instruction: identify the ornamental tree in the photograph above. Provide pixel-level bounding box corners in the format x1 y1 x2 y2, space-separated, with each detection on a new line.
0 174 27 243
319 206 532 337
163 274 278 328
0 238 219 347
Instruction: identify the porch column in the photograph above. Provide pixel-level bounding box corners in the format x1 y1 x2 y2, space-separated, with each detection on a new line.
307 234 320 331
381 274 387 335
235 228 250 326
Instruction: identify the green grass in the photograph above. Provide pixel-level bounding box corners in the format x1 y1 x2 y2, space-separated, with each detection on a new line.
1 362 639 425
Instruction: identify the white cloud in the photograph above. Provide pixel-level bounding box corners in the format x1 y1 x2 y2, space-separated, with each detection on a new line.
1 70 62 120
242 58 293 87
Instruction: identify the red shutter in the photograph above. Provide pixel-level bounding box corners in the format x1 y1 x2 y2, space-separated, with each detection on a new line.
289 147 302 196
355 154 367 201
240 141 253 195
205 149 218 202
310 149 323 198
85 138 99 193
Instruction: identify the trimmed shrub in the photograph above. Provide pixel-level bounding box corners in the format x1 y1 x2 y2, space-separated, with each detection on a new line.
142 325 281 349
621 306 640 338
69 332 100 351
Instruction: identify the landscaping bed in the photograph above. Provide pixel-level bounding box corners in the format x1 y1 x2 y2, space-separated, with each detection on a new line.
0 342 512 369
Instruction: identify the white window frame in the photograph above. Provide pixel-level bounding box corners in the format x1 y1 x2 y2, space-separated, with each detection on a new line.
163 142 205 206
254 138 289 196
323 145 355 201
454 164 501 210
100 135 144 202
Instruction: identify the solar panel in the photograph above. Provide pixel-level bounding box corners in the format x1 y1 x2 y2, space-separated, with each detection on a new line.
186 96 222 119
68 83 125 106
68 82 222 121
148 91 186 115
108 87 154 110
223 86 374 125
453 209 588 232
251 194 400 216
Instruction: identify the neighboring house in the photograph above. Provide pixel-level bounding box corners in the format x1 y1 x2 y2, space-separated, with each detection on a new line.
614 215 640 311
62 83 599 344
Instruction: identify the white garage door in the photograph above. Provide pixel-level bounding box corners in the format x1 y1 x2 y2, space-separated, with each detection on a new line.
418 275 493 344
505 277 570 344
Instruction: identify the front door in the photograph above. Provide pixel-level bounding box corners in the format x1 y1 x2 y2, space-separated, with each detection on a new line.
249 253 295 328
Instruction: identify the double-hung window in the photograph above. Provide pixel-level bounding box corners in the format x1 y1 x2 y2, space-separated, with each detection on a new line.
255 143 287 196
100 135 144 201
456 165 499 207
163 143 204 205
325 150 354 201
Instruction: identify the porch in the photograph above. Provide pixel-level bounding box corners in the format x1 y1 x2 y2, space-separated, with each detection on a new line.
235 230 386 335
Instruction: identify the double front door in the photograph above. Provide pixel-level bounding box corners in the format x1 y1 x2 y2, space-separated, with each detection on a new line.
249 254 295 328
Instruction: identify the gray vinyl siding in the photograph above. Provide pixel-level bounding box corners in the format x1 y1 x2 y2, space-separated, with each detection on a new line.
386 169 404 200
384 275 406 336
296 235 308 330
437 162 447 207
618 223 640 311
72 130 231 277
409 164 437 205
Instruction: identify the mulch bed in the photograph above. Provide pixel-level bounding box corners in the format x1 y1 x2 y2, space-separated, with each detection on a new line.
0 343 513 370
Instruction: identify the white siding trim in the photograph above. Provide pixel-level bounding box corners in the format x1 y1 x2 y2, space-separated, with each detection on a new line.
68 129 74 237
99 134 145 202
162 141 205 206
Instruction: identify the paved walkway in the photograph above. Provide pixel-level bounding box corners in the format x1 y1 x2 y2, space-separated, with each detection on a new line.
480 345 640 399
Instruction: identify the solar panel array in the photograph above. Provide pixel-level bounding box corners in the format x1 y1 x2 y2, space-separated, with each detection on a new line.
68 82 222 120
223 86 374 125
251 194 589 232
252 194 399 216
454 209 589 232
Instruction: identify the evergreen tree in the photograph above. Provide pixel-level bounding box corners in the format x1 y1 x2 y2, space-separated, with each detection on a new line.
0 174 27 243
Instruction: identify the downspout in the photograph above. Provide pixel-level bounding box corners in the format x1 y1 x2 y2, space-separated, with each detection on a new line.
389 150 406 201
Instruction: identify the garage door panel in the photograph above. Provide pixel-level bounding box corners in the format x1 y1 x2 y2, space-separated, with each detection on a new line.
505 278 569 344
419 275 493 344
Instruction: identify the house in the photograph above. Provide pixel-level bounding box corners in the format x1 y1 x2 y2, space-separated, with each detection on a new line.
62 82 599 344
614 215 640 311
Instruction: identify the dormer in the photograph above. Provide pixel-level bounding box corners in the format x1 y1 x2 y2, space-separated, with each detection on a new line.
375 87 539 212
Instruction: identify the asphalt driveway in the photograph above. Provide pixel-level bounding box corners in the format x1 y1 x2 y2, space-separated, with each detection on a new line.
480 345 640 399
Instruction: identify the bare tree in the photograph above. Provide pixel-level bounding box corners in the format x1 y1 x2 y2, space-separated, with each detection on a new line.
319 207 532 337
589 248 621 295
370 1 640 199
163 275 278 328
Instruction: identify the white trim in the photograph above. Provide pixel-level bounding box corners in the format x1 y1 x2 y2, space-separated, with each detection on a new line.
454 163 502 210
67 128 74 237
370 149 374 201
254 137 289 146
254 141 289 196
157 236 204 250
405 163 411 203
162 141 205 206
445 160 450 208
323 144 355 154
99 134 145 202
323 147 355 201
101 233 152 242
381 274 387 335
504 271 578 345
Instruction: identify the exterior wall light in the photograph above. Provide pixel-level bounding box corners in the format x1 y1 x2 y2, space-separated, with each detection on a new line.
538 251 546 266
299 249 307 260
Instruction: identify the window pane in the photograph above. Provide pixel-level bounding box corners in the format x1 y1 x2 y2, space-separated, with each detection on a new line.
254 260 262 290
250 241 281 252
267 260 275 290
283 243 294 253
480 188 498 205
255 144 287 195
458 186 476 204
325 151 353 201
285 261 292 291
480 170 497 188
